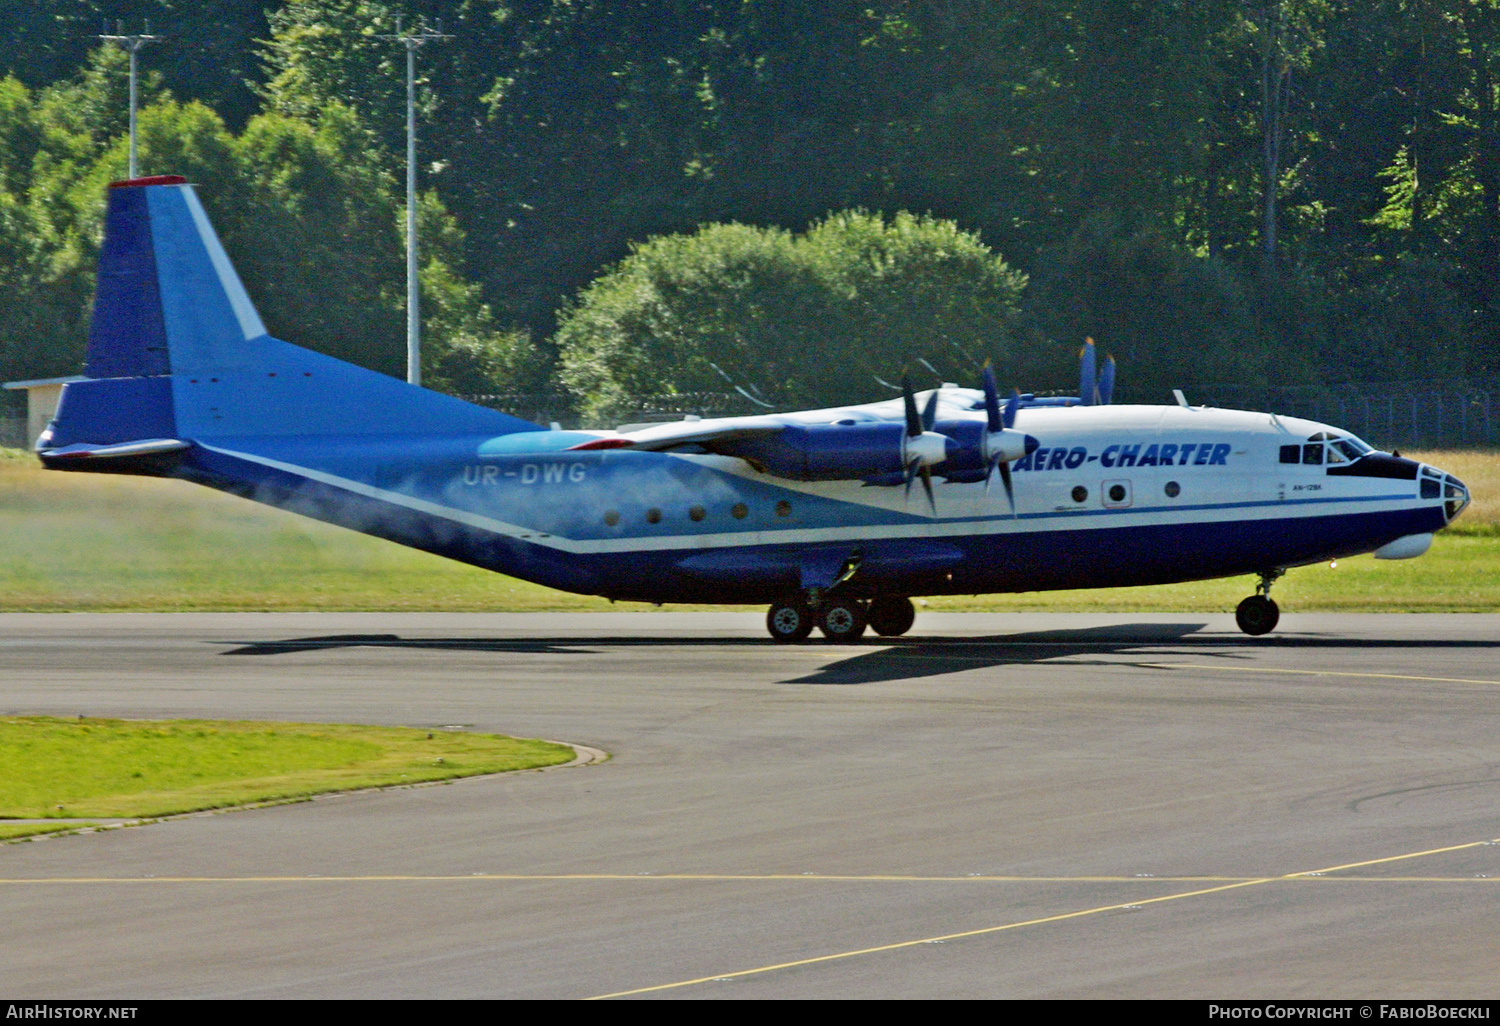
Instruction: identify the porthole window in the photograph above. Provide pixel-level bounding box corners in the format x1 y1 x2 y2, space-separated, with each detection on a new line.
731 503 749 519
775 500 792 518
604 510 621 526
1164 481 1181 498
646 508 662 524
1071 485 1088 503
1108 484 1127 503
689 505 706 522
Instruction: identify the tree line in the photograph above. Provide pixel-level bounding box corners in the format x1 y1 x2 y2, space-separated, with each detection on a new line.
2 1 1496 423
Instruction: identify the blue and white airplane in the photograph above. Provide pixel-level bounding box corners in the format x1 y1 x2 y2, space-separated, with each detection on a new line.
36 175 1472 639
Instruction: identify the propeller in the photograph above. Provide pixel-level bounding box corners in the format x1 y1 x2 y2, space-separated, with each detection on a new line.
979 363 1035 517
901 373 946 512
1099 354 1116 405
1080 338 1098 406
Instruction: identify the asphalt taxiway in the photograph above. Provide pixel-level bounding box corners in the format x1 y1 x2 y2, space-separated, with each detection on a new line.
1 611 1498 998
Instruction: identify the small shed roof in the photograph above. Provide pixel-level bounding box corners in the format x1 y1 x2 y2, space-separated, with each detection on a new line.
3 376 87 390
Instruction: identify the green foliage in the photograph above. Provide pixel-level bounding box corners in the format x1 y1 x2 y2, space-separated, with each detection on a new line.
557 211 1036 422
1026 214 1291 395
2 2 1499 398
0 53 536 396
0 1 271 129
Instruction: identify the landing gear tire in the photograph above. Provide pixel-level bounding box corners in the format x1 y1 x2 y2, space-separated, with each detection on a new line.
867 596 916 637
817 598 868 643
767 598 816 643
1235 595 1280 636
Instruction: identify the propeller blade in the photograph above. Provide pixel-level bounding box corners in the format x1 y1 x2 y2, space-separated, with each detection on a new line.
919 465 936 513
921 387 939 432
1099 355 1116 405
902 374 922 438
981 364 1002 433
1003 389 1020 430
998 461 1016 517
904 456 920 499
1080 338 1098 406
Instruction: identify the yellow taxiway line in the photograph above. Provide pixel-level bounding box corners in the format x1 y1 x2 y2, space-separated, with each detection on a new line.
586 836 1500 999
0 872 1495 885
1141 663 1500 687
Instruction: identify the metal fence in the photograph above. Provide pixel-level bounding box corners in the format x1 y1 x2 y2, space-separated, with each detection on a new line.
1184 379 1499 451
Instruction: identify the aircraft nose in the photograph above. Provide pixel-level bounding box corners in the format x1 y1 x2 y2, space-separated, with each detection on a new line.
1438 469 1470 523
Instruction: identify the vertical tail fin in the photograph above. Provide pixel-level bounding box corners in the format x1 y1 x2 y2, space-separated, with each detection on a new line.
46 175 538 452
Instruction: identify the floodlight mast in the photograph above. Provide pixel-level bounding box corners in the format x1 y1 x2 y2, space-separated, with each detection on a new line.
377 17 454 388
98 21 162 179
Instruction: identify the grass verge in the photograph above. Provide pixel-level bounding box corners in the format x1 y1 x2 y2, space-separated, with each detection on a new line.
1 446 1495 612
0 822 93 841
0 716 578 825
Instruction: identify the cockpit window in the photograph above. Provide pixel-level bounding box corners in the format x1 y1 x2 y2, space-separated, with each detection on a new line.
1302 442 1323 465
1329 438 1364 461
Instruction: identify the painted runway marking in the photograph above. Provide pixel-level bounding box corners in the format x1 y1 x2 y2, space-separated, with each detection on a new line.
1 873 1497 885
586 836 1500 999
1143 663 1500 687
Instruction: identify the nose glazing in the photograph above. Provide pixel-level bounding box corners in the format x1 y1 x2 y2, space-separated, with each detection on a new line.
1442 472 1469 523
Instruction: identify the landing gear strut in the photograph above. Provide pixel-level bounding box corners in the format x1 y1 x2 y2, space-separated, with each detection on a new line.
1235 569 1284 636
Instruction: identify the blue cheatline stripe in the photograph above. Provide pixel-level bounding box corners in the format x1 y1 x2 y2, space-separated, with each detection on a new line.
196 441 1425 556
181 444 1439 602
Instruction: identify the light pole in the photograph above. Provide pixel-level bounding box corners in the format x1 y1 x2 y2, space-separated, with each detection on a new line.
98 20 162 179
377 17 453 388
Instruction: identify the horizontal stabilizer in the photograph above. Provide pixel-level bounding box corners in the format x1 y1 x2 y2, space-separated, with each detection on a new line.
41 438 189 460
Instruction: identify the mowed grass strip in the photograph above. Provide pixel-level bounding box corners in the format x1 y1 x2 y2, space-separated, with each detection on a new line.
0 716 578 821
0 823 92 841
1 446 1495 613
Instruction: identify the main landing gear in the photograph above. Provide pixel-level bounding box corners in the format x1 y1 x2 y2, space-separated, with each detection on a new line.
766 595 916 643
1235 569 1285 636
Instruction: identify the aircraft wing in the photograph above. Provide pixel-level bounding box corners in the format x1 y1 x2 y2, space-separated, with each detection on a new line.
568 416 786 452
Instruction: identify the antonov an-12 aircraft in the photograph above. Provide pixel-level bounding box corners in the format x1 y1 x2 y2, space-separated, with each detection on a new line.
36 176 1472 639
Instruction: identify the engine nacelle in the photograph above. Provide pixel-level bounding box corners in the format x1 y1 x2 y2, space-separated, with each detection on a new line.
932 421 1039 481
721 423 953 482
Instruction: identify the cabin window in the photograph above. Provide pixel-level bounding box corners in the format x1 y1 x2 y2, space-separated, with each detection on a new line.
1164 481 1181 498
646 508 662 524
731 503 749 519
603 510 620 526
1071 485 1087 503
775 500 792 517
1108 484 1127 502
689 505 706 522
1279 445 1301 464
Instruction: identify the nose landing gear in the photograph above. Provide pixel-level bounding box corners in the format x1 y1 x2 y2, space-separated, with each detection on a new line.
1235 569 1285 636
